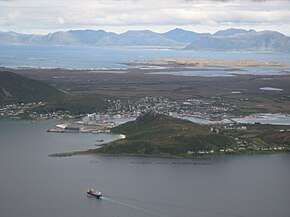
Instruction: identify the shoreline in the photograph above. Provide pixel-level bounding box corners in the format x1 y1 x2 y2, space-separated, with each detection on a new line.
48 148 290 158
2 56 290 72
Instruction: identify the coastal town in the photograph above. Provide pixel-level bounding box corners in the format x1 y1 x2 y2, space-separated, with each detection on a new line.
1 96 289 156
0 96 235 121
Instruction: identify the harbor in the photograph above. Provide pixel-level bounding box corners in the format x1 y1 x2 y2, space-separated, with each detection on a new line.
47 114 135 134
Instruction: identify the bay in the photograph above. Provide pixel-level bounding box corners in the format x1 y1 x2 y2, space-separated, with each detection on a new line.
0 119 290 217
1 44 290 69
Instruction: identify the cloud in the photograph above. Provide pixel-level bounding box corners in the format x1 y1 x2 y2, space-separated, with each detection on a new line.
0 0 289 35
184 0 289 1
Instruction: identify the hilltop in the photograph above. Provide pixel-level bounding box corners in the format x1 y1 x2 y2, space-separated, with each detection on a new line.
95 112 234 157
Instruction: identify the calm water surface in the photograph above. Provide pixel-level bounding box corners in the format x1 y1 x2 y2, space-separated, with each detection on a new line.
1 45 290 69
0 119 290 217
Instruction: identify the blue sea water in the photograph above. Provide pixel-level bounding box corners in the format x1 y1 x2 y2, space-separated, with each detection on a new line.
0 44 290 69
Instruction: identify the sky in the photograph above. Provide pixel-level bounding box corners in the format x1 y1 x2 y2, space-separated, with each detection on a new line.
0 0 290 35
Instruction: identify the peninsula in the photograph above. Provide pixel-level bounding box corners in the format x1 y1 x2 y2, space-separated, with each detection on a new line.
96 111 234 157
49 112 290 158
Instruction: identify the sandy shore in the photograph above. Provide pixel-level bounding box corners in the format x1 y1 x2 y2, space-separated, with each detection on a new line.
137 58 290 67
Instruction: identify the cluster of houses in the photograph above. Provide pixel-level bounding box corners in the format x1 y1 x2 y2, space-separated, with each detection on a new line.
0 102 45 117
107 96 233 121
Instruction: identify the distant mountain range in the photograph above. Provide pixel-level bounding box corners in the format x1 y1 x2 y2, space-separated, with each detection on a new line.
1 28 290 52
185 29 290 52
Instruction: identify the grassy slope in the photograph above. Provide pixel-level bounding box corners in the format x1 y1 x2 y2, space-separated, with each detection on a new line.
33 95 107 114
0 71 64 104
97 112 234 156
0 71 107 114
227 124 290 147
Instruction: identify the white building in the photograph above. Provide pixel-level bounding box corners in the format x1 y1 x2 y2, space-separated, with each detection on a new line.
82 113 101 123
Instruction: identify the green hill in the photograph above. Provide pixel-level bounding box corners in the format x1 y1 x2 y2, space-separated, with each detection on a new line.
96 112 234 157
0 71 64 104
33 95 107 115
0 71 107 114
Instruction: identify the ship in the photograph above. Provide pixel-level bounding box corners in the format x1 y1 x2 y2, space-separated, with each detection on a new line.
86 188 102 199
